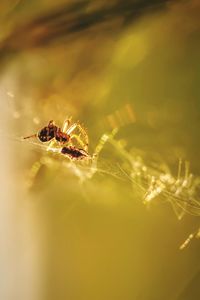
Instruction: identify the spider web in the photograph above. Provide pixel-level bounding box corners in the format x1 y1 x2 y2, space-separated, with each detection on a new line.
11 131 200 219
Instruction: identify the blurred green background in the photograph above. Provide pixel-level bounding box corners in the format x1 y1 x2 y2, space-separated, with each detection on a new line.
0 1 200 300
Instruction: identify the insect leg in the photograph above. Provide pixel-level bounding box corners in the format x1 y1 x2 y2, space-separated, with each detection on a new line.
47 139 58 151
62 117 72 133
66 123 89 149
70 133 88 151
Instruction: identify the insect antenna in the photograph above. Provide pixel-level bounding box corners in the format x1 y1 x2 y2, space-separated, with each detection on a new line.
23 134 37 140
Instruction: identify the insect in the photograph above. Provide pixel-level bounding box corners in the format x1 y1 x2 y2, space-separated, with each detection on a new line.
23 119 90 160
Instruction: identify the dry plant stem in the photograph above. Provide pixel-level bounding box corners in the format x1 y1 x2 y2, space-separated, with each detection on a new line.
180 227 200 250
105 136 200 218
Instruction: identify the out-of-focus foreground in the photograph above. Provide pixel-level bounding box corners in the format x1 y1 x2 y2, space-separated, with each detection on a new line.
0 1 200 300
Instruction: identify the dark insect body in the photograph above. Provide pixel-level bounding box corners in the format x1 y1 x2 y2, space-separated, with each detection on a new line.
37 124 57 142
37 121 70 143
24 119 89 160
61 146 89 160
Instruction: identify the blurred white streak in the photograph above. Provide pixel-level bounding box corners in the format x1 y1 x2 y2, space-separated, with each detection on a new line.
106 103 136 129
0 76 43 300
